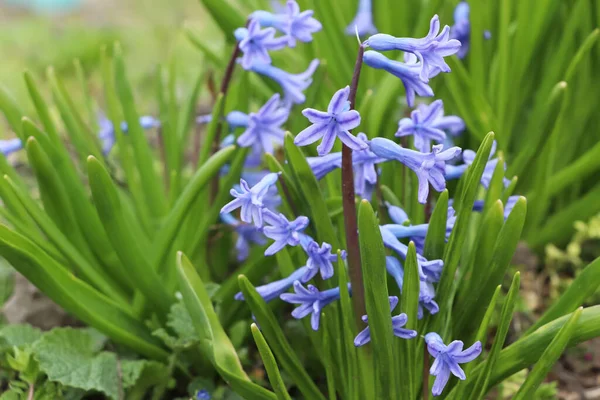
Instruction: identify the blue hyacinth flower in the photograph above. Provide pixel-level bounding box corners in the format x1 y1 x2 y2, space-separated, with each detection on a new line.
250 59 320 106
0 138 23 157
380 226 444 283
370 137 461 203
299 234 346 280
98 115 160 155
196 390 211 400
221 213 267 262
236 94 290 157
444 141 510 188
425 332 482 396
234 19 287 70
396 99 465 153
280 281 344 330
354 296 418 346
365 15 461 81
451 2 471 59
346 0 377 37
220 172 280 227
385 256 439 319
262 209 310 255
252 0 322 48
235 266 311 302
363 50 434 107
295 86 366 155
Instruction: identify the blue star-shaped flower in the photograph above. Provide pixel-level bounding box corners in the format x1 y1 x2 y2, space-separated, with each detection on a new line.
235 266 311 302
365 15 461 81
236 94 289 156
250 59 320 106
261 209 309 255
221 213 267 262
280 281 343 330
425 332 482 396
234 19 286 69
345 0 377 37
397 100 465 153
354 296 418 346
295 86 366 155
220 172 280 227
370 137 462 203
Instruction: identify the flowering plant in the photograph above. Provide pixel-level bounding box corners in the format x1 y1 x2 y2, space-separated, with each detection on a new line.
0 0 598 399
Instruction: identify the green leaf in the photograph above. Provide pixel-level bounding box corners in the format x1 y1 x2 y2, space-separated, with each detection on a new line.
513 308 581 400
237 275 326 400
399 242 420 399
0 226 168 360
0 85 25 141
199 0 246 42
113 43 167 219
469 272 521 399
0 325 42 350
33 328 120 399
251 324 292 400
87 157 174 316
527 257 600 334
121 359 169 390
357 200 397 400
423 190 448 261
176 252 276 400
23 71 60 145
435 132 495 331
284 132 339 248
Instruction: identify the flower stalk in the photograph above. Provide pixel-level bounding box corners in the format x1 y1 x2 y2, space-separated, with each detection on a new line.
343 44 367 321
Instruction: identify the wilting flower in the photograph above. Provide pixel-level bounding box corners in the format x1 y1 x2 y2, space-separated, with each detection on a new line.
365 15 461 81
252 0 322 47
354 296 418 346
221 213 267 262
385 257 439 319
397 100 465 152
98 115 160 155
370 137 461 203
295 86 366 155
221 172 280 227
363 51 434 107
380 226 444 282
346 0 377 37
250 59 320 105
0 138 23 157
234 19 286 69
262 209 310 255
425 332 482 396
280 281 343 330
299 234 346 280
236 94 290 156
235 266 311 302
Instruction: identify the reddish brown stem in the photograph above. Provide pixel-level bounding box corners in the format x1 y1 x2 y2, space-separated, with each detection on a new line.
343 45 366 323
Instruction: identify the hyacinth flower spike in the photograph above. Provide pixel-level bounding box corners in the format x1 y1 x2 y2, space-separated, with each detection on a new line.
365 15 461 81
261 209 310 256
299 234 346 280
221 213 267 262
234 19 287 70
396 99 466 152
235 266 311 302
346 0 377 37
295 86 366 155
451 2 471 59
236 93 290 155
370 137 461 203
251 0 322 48
354 296 417 346
363 51 434 107
425 332 482 396
280 281 345 330
385 257 439 319
220 172 280 227
250 59 320 105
